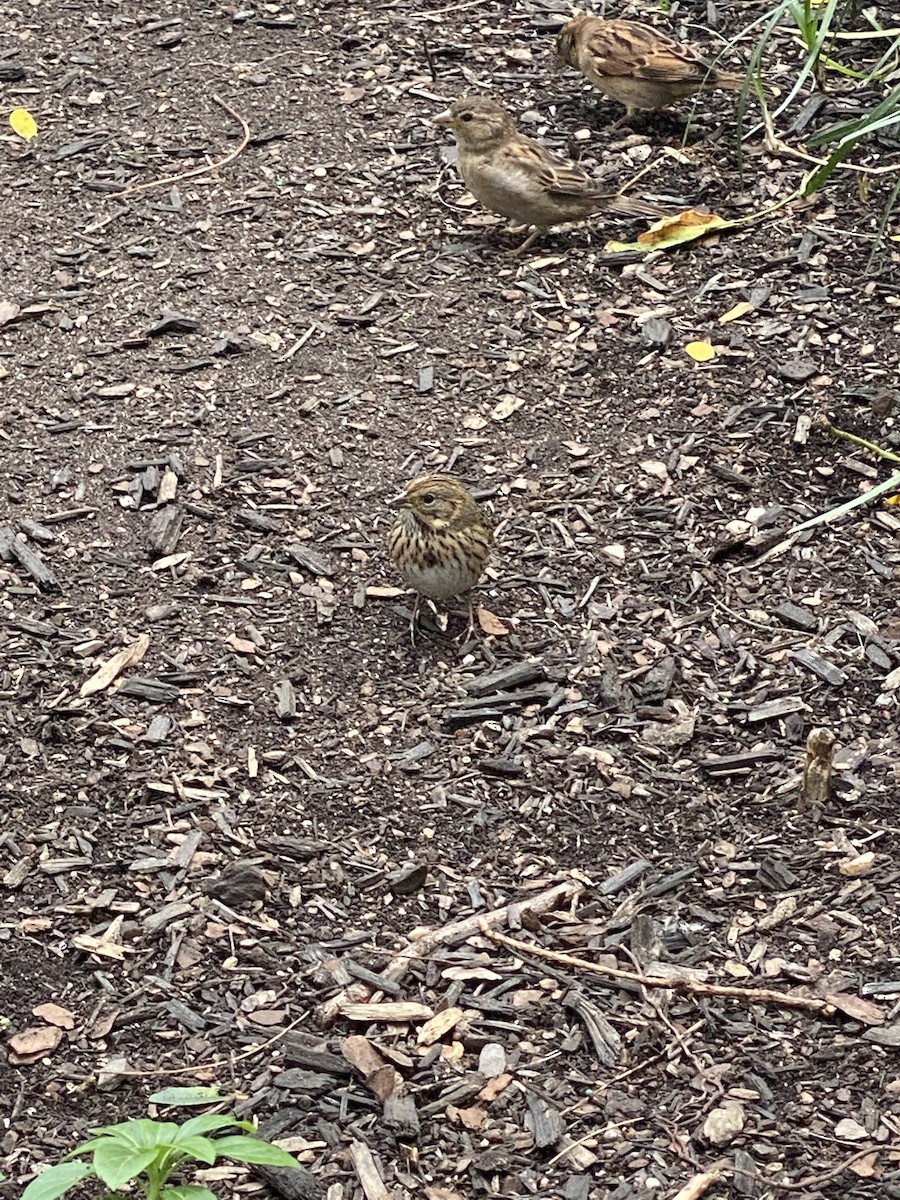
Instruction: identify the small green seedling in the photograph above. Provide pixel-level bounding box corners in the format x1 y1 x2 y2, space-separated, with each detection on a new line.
22 1108 298 1200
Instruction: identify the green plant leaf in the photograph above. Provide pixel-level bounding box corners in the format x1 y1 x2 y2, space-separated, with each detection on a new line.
149 1087 231 1107
210 1137 298 1167
171 1136 218 1165
179 1115 253 1139
65 1137 109 1158
92 1140 160 1190
162 1187 219 1200
90 1120 181 1150
22 1162 95 1200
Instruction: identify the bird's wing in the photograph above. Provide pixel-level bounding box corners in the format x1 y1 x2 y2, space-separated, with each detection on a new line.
583 18 715 84
500 135 612 201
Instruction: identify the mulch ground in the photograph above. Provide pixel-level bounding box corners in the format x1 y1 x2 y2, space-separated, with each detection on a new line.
2 2 900 1198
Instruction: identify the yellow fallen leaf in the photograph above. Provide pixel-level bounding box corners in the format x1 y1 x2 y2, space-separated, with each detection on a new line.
9 107 38 141
685 340 716 363
886 495 900 505
719 301 754 323
640 209 733 246
604 208 736 254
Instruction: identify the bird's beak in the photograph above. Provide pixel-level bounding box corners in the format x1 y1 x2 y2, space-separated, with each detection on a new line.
434 109 454 127
388 488 407 507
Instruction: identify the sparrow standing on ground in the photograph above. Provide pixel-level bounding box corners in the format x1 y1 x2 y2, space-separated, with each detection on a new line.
556 14 744 121
435 95 660 253
387 474 493 644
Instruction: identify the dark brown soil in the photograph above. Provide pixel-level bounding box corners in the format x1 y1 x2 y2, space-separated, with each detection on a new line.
2 2 900 1199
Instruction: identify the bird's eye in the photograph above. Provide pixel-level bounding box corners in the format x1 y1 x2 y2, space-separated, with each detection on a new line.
422 493 436 504
460 112 473 122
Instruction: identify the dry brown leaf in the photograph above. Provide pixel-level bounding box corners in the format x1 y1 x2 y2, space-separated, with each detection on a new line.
849 1151 880 1178
87 1008 119 1039
449 1104 486 1130
490 393 525 421
8 1025 63 1059
476 607 508 636
478 1072 514 1101
826 993 884 1025
605 209 735 254
32 1003 75 1029
79 634 150 697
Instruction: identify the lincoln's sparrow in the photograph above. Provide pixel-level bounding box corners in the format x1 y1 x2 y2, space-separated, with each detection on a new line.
434 96 662 253
387 474 493 643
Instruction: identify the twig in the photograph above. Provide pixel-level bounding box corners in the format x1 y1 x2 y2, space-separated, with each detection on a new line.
319 879 582 1024
422 35 437 83
819 420 900 465
669 1172 722 1200
483 926 844 1015
111 1015 308 1078
115 94 251 198
558 1019 705 1122
730 1146 878 1191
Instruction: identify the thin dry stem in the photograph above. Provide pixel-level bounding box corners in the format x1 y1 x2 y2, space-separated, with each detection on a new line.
116 94 251 198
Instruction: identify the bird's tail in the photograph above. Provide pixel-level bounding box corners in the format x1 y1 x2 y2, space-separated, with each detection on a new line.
608 195 669 220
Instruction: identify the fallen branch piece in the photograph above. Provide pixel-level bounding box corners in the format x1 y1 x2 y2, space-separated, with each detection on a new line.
319 879 581 1025
482 926 883 1021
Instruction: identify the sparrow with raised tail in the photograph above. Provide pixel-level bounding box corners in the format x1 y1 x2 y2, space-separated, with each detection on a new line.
435 95 662 253
556 14 744 120
387 474 493 644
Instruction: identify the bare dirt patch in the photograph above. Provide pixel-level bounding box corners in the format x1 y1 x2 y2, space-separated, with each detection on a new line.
2 3 900 1199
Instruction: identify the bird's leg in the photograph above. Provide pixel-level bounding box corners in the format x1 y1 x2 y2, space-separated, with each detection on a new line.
505 225 544 256
465 595 477 641
409 592 421 647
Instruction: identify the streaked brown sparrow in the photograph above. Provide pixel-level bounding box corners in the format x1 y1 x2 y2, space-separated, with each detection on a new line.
388 474 493 643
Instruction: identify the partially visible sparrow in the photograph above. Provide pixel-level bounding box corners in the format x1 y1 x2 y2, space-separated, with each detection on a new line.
556 14 744 120
387 474 494 643
435 95 662 253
